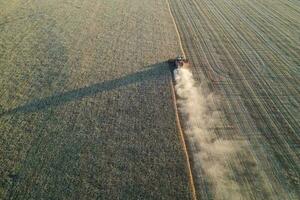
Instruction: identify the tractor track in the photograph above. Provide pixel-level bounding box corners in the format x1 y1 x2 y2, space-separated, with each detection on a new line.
168 0 300 199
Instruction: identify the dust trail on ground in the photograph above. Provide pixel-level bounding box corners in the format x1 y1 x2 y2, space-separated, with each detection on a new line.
174 68 244 199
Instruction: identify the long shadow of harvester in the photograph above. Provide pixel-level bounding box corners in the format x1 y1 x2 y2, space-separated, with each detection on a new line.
1 62 170 116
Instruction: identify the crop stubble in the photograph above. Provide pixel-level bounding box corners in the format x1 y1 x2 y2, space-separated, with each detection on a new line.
169 0 299 199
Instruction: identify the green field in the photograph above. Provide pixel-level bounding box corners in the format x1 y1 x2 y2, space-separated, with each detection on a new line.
0 0 193 199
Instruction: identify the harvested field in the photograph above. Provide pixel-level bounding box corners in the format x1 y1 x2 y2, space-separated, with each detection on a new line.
169 0 300 199
0 0 193 199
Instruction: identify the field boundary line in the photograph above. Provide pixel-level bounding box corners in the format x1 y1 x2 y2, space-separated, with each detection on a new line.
170 78 197 200
166 0 186 58
166 0 197 199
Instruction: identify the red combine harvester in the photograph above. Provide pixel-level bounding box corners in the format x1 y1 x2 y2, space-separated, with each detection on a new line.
169 56 190 69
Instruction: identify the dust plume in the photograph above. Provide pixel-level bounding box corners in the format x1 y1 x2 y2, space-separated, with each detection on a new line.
174 68 243 199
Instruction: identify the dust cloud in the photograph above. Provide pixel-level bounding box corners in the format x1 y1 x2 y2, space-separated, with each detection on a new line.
174 68 244 199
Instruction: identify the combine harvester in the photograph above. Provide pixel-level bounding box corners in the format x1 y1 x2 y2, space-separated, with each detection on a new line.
168 56 190 70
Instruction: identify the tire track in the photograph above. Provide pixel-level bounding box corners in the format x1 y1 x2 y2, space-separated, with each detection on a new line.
175 0 279 198
168 0 300 199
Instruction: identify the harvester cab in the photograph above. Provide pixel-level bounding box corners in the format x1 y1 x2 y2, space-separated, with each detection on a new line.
168 55 190 70
175 56 189 69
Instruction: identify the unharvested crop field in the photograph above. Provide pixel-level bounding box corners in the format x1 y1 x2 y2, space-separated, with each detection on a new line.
169 0 300 199
0 0 194 199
